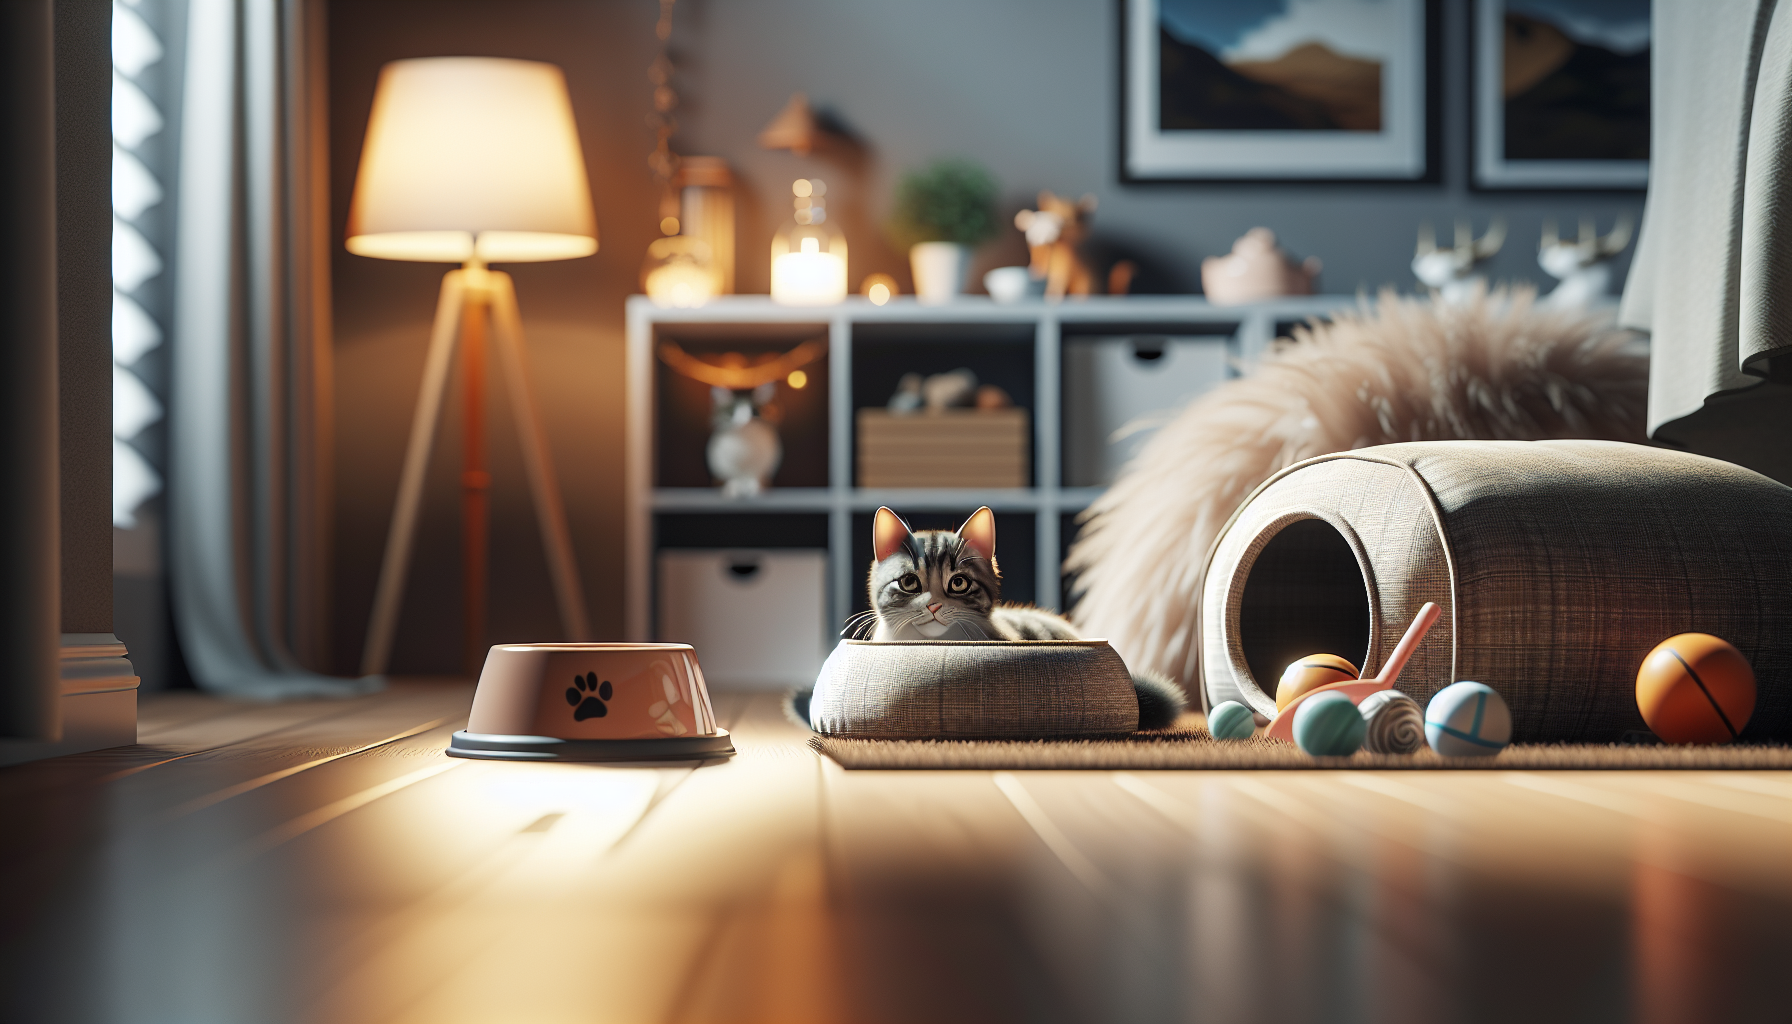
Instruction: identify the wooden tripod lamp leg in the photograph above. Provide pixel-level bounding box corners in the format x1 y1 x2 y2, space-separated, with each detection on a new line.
488 272 592 641
460 281 491 676
360 271 465 677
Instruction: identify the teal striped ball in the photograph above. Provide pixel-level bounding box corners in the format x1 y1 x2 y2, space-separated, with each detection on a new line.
1292 691 1366 756
1207 700 1256 740
1424 681 1512 757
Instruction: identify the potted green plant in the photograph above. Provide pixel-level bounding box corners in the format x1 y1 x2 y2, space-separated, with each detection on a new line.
888 160 998 303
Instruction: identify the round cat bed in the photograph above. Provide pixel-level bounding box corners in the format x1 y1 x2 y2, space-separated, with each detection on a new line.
1200 440 1792 743
809 639 1138 738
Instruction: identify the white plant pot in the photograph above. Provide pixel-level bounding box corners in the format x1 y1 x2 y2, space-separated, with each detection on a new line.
910 242 969 305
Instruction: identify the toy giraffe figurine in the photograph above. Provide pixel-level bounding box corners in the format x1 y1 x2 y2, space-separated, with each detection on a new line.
1014 191 1098 299
1538 215 1634 309
1412 218 1506 304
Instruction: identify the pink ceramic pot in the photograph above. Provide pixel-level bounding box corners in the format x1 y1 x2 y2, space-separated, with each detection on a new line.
449 643 734 761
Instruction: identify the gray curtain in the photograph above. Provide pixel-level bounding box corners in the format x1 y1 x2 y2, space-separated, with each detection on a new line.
1620 0 1792 483
170 0 376 698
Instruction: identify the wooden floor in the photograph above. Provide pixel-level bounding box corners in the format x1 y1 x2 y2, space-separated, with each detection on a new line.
2 683 1790 1023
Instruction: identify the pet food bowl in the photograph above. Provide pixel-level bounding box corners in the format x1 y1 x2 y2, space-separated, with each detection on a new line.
809 638 1137 738
448 643 735 761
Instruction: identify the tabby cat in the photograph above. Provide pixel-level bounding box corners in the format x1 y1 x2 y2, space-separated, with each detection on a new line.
832 506 1185 728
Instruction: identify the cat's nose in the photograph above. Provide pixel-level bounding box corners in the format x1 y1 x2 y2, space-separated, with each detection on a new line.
927 602 942 613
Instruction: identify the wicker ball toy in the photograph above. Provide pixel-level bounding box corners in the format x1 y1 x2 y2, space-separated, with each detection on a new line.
1636 633 1756 744
1292 691 1367 756
1358 690 1425 754
1275 654 1360 712
1207 700 1256 740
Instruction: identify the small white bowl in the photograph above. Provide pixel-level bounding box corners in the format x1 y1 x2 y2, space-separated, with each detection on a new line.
984 266 1040 304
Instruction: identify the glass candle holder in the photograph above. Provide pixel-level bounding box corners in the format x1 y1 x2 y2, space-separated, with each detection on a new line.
642 235 720 307
770 178 846 305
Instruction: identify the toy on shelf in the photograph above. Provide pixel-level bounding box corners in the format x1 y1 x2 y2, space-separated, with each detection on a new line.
1358 690 1425 754
1207 700 1256 740
1264 602 1441 744
1538 216 1633 309
657 339 825 496
1424 681 1512 757
860 366 1028 487
707 385 780 497
1412 219 1506 304
1293 691 1366 756
1014 191 1098 300
1275 653 1358 711
1200 228 1320 306
1636 633 1756 744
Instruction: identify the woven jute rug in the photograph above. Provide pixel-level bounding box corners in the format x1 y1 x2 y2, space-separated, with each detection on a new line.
810 723 1792 771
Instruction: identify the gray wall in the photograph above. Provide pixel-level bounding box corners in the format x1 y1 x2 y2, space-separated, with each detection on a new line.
328 0 1645 674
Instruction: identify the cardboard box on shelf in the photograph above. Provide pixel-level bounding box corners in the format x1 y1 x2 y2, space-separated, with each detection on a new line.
856 408 1030 488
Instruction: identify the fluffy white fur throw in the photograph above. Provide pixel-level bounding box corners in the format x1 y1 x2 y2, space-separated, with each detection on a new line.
1065 287 1649 695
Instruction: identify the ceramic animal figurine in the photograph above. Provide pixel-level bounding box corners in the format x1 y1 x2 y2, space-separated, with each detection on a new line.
707 383 780 496
1538 216 1633 309
1014 191 1098 300
1201 228 1321 305
1412 219 1507 304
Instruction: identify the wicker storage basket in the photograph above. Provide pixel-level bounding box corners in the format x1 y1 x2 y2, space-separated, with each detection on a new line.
1200 440 1792 742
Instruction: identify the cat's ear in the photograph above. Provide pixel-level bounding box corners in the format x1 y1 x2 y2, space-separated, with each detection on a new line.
873 507 913 562
957 506 996 562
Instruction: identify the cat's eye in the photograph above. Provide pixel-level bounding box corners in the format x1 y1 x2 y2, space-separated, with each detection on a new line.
897 573 921 592
947 574 970 594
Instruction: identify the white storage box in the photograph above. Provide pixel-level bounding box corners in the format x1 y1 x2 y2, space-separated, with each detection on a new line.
656 549 830 690
1062 336 1231 486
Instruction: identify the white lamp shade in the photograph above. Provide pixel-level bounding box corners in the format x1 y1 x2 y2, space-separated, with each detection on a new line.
346 57 598 263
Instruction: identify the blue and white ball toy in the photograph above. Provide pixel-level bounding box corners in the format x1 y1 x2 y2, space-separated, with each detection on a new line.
1292 691 1366 756
1207 700 1256 740
1424 681 1512 757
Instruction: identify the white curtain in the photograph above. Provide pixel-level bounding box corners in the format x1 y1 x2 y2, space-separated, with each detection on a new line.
170 0 376 697
1620 0 1792 482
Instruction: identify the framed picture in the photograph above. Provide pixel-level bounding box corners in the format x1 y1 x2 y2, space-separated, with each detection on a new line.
1473 0 1649 189
1121 0 1434 182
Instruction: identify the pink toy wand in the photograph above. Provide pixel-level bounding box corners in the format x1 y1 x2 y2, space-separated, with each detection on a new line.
1262 601 1442 743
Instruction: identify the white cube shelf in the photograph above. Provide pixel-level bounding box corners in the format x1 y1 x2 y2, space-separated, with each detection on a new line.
626 294 1356 642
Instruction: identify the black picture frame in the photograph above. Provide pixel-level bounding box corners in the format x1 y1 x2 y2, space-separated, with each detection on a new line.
1120 0 1439 184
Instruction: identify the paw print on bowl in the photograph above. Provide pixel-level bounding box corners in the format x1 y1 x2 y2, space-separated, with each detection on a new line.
566 672 612 721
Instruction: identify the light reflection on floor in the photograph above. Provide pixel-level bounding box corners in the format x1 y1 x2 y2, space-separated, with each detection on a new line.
0 689 1788 1023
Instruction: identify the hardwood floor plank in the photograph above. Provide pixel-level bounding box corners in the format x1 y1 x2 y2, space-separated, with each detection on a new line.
6 681 1792 1023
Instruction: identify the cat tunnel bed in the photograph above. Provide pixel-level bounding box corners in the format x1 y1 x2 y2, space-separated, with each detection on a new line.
809 639 1139 738
1200 440 1792 743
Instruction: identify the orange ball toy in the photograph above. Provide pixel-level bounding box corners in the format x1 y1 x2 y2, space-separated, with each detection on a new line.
1275 653 1360 712
1636 633 1756 744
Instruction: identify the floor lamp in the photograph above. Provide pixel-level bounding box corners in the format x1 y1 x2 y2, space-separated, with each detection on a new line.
346 57 594 676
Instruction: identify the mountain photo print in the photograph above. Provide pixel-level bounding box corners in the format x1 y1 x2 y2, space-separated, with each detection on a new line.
1124 0 1431 181
1473 0 1649 188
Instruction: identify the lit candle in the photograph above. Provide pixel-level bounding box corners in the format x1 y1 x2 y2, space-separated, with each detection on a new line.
772 236 847 304
771 178 848 305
